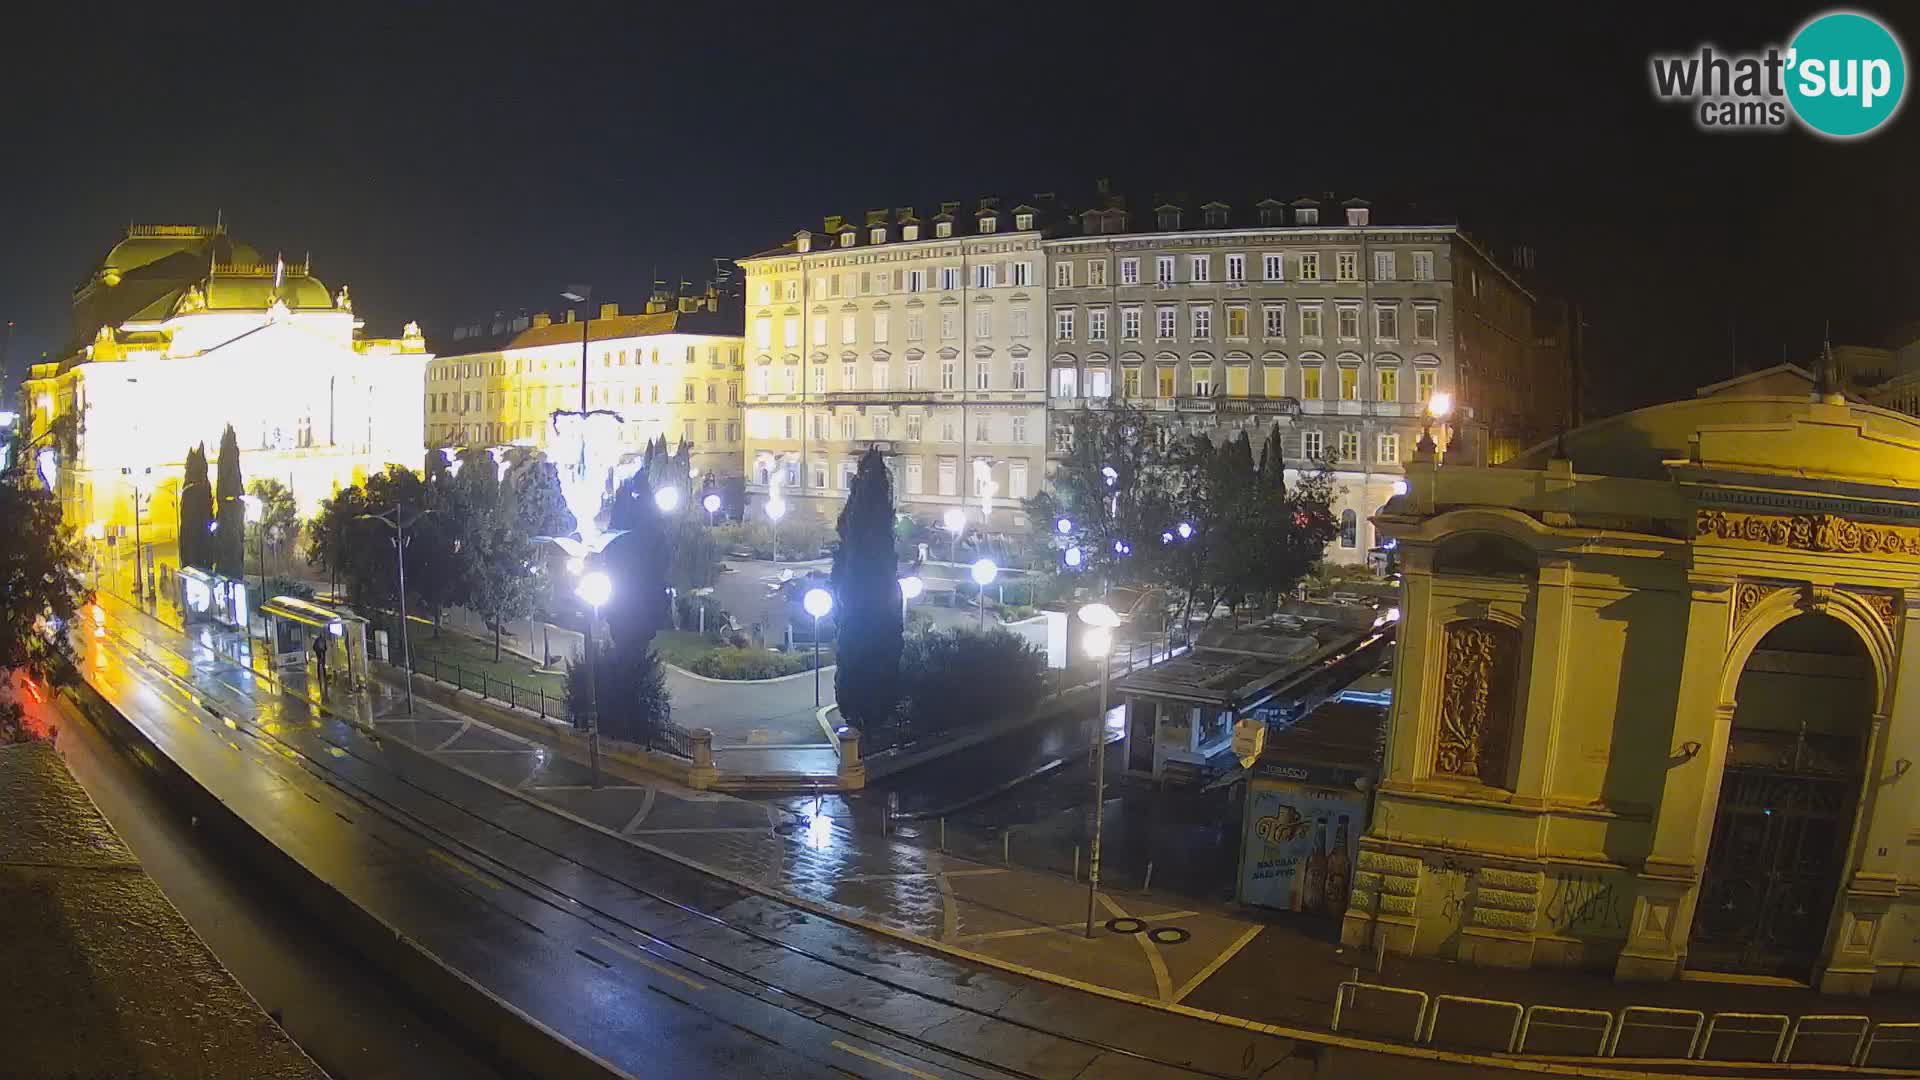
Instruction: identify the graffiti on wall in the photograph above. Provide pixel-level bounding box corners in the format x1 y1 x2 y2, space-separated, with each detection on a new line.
1544 870 1627 936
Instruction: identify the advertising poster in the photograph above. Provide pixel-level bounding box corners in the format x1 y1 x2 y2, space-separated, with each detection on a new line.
1240 777 1368 915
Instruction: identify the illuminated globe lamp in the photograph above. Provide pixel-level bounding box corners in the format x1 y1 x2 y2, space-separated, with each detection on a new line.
702 491 722 525
653 485 681 513
766 493 788 522
1419 390 1455 458
897 574 923 621
802 587 834 707
1055 516 1074 536
1176 521 1194 540
970 558 998 631
1063 545 1083 570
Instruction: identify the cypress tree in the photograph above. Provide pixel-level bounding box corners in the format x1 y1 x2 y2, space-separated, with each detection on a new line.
213 424 245 577
1257 422 1288 500
178 444 213 571
831 447 903 731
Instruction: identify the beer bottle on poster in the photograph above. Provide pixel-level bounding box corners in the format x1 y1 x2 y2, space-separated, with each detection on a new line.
1327 815 1351 912
1303 817 1329 913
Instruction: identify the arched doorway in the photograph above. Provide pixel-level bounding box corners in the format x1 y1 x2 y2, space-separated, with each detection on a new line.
1690 612 1873 978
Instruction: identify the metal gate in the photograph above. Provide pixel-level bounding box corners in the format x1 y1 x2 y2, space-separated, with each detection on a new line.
1690 727 1861 978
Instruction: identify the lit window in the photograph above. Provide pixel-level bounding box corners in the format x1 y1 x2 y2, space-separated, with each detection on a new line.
1337 252 1359 281
1340 367 1359 401
1299 253 1321 281
1226 305 1248 339
1302 366 1323 399
1378 367 1398 401
1015 212 1034 230
1374 251 1395 280
979 215 998 234
1192 367 1213 396
1298 207 1320 226
1338 430 1359 461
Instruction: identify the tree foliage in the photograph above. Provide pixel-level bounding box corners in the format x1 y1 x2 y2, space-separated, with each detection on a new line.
831 447 903 731
244 477 299 575
898 628 1046 737
178 443 213 571
0 453 90 741
565 637 671 744
213 424 245 577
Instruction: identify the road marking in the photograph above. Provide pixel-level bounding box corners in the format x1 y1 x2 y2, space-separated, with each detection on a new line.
935 872 960 942
432 720 473 751
836 868 1009 884
830 1040 944 1079
591 935 709 991
621 787 657 833
437 747 534 754
1100 893 1172 1001
953 910 1199 944
629 826 769 834
427 848 501 890
1172 923 1263 1004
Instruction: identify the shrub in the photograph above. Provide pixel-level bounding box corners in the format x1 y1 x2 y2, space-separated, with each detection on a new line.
684 647 824 680
899 628 1045 736
565 639 671 742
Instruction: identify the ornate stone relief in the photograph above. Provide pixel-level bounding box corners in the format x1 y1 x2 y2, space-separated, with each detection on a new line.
1434 620 1520 786
1698 509 1920 558
1846 589 1900 636
1732 581 1781 628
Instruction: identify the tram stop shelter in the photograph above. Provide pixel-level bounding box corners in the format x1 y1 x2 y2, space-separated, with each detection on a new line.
258 596 370 692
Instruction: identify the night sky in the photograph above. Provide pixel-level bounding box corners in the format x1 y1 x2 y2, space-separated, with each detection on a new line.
2 2 1914 419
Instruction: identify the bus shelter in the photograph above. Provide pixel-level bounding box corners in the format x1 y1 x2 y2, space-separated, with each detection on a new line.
258 596 370 692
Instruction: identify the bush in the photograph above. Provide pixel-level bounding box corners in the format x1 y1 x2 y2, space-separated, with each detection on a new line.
899 628 1045 736
566 639 671 742
262 575 315 600
684 647 824 680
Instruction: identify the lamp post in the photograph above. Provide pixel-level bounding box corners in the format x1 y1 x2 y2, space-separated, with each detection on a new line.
653 484 681 514
943 506 966 564
971 558 998 631
241 494 264 597
1078 602 1120 938
357 505 433 717
562 287 593 413
121 465 152 605
803 587 833 707
1421 390 1454 458
84 521 104 592
898 574 922 625
702 491 722 527
576 569 613 789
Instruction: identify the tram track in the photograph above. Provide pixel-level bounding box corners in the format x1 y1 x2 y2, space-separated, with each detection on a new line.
90 616 1295 1080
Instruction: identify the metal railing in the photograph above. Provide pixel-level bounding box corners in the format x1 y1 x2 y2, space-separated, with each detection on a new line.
408 652 571 723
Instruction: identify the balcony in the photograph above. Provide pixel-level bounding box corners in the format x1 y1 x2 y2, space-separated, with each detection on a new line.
1176 394 1304 418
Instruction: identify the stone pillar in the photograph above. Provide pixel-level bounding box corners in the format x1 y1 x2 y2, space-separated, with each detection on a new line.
836 725 866 791
1513 557 1573 805
689 727 718 790
1615 577 1732 983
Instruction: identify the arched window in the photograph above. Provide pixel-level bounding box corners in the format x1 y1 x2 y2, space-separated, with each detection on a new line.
1433 619 1521 788
1340 509 1358 548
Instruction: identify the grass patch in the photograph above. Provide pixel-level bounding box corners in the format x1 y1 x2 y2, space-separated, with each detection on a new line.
653 629 834 680
403 623 568 704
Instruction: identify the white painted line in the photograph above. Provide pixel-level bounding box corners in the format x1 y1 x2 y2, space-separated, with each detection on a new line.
621 788 657 834
1100 894 1172 1001
432 720 474 751
1173 924 1263 1004
437 748 537 755
835 869 1010 884
953 910 1200 945
830 1040 944 1080
629 827 770 835
591 935 708 992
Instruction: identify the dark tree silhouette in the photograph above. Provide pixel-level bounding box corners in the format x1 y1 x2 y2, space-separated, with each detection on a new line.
831 448 903 731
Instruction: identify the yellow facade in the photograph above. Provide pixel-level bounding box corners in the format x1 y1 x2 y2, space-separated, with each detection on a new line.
428 301 744 481
1345 369 1920 994
22 225 428 572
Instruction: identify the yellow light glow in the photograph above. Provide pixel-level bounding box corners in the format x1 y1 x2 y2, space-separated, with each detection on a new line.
1428 391 1454 420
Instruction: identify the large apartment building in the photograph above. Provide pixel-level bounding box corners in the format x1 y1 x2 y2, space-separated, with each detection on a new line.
739 188 1571 561
737 202 1049 532
428 285 746 480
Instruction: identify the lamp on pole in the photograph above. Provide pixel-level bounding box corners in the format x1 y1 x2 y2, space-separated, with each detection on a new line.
357 505 433 717
898 574 922 624
121 465 152 605
702 491 722 527
562 287 593 413
84 521 105 592
653 485 681 514
576 569 613 788
803 587 833 707
970 558 998 631
241 494 264 598
1078 601 1120 938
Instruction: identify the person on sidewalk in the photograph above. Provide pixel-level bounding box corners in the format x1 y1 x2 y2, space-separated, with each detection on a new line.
311 634 329 698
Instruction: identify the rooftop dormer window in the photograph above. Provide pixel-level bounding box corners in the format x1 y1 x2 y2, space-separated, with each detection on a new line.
840 231 856 247
1157 208 1181 230
1297 207 1320 226
979 216 998 234
1015 212 1034 230
903 224 920 241
1204 206 1228 227
1259 206 1282 226
936 221 952 238
871 227 887 244
1346 207 1370 226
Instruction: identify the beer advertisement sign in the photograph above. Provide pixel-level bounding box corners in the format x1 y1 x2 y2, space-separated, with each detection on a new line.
1240 778 1367 915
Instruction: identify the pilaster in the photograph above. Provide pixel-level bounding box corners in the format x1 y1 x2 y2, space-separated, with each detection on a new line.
1512 558 1572 804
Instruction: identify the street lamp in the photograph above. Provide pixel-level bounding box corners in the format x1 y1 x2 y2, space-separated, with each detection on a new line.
803 587 833 707
1078 601 1121 939
1056 516 1074 536
241 494 265 598
576 569 613 789
766 493 787 523
357 505 434 717
1420 390 1455 458
121 465 152 605
1063 545 1083 569
943 506 966 563
898 574 922 624
1176 521 1194 541
653 485 681 514
702 491 722 526
971 558 998 631
84 521 104 592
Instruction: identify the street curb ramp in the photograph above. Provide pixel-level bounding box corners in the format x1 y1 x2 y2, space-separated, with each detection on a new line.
58 670 634 1080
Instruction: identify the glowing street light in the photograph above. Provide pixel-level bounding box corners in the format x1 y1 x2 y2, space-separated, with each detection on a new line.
1077 601 1121 939
803 586 833 706
1101 465 1118 488
1063 545 1083 569
653 485 681 513
576 570 613 788
1176 521 1194 540
1392 479 1409 496
1420 390 1455 457
702 491 722 525
898 574 923 622
1055 516 1074 536
971 558 998 631
943 506 966 563
766 493 787 522
35 447 56 490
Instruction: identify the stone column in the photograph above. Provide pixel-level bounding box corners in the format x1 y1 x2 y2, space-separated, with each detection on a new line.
1615 576 1732 983
1513 557 1573 804
689 727 718 790
836 725 866 791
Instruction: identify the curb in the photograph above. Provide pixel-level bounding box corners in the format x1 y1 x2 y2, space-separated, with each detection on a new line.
666 661 837 687
59 670 633 1080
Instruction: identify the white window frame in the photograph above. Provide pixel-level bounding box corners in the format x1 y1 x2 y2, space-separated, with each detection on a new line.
1155 255 1175 284
1302 429 1324 459
1262 253 1284 281
1412 251 1435 281
1089 307 1108 341
1120 257 1140 286
1375 304 1400 342
1054 308 1076 341
1225 253 1246 283
1054 261 1074 288
1121 306 1142 341
1336 251 1359 281
1189 254 1210 283
1374 250 1395 281
1263 303 1286 341
1299 252 1321 281
1190 305 1212 341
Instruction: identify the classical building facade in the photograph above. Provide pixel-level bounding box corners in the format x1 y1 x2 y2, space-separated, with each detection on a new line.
427 287 744 480
22 224 428 550
737 202 1049 530
1343 370 1920 994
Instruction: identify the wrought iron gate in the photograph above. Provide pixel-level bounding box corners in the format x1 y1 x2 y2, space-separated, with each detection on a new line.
1690 727 1862 978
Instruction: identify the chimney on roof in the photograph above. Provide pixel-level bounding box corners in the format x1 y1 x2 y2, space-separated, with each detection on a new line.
824 214 844 233
865 209 888 226
599 302 620 319
977 196 1000 210
1096 177 1112 196
1034 192 1056 208
562 310 576 324
940 201 960 216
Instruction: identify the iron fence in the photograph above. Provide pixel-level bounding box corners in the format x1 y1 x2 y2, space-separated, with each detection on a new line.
407 652 572 723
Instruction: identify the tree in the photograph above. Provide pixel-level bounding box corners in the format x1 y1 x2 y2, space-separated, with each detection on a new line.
0 452 90 742
244 478 298 576
602 460 673 654
452 447 544 662
1021 401 1169 586
213 424 245 577
898 628 1045 738
565 637 671 744
831 447 903 731
178 444 213 571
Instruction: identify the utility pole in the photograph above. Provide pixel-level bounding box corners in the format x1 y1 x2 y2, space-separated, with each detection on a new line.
358 505 431 716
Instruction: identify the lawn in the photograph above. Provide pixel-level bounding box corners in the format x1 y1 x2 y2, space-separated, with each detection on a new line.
652 629 834 680
401 623 569 710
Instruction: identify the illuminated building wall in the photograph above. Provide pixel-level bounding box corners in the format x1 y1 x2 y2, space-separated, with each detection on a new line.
428 289 744 481
22 224 429 559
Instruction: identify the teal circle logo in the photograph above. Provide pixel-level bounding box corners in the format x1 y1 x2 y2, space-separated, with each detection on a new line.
1787 11 1907 138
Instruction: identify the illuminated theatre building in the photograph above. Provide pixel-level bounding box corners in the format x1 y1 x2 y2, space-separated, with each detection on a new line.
22 224 429 565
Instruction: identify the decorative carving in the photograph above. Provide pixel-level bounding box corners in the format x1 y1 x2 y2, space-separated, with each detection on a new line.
1698 509 1920 559
1434 620 1520 786
1733 582 1777 627
1847 589 1900 635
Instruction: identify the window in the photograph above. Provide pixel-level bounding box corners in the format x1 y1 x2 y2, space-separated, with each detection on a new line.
785 460 800 488
1189 255 1210 283
1337 251 1358 281
873 363 890 390
1121 306 1141 341
1378 433 1400 464
1089 307 1108 341
1157 367 1175 398
840 460 857 489
1226 305 1249 339
873 414 891 438
1226 253 1245 282
783 414 794 439
906 415 922 441
1055 308 1076 341
684 381 697 402
757 283 772 304
684 420 696 444
1340 508 1357 547
755 318 772 350
1374 251 1395 280
1120 258 1140 286
1155 255 1175 284
1192 367 1213 396
1055 261 1073 287
754 367 771 394
903 225 920 241
1417 369 1437 404
812 414 826 440
1088 368 1110 398
871 227 887 245
1412 251 1435 281
1301 304 1323 339
1262 364 1284 397
1378 367 1398 401
1298 207 1320 226
1376 305 1400 341
1339 367 1359 401
729 382 739 403
1338 430 1359 462
1012 262 1032 286
1011 415 1027 444
1088 259 1107 286
975 310 992 339
874 312 890 341
1299 253 1321 281
813 366 827 394
940 267 959 290
812 319 827 346
1414 305 1439 342
975 360 991 389
906 458 923 493
862 271 877 294
1054 425 1074 453
1122 367 1141 398
1010 309 1029 337
939 459 958 494
840 415 857 441
974 264 996 289
785 280 801 302
1011 358 1027 389
1156 305 1177 340
727 421 739 441
1009 461 1028 498
940 312 956 340
783 318 799 347
840 315 856 344
941 416 957 442
1262 253 1284 281
907 314 925 341
1191 305 1212 340
1048 365 1078 398
941 360 956 390
1336 306 1360 340
1263 303 1286 340
1016 212 1034 230
936 221 952 238
1302 366 1323 399
651 383 662 403
979 216 998 234
974 418 989 444
907 269 925 293
1303 429 1324 458
841 362 857 389
785 366 799 393
906 360 922 388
